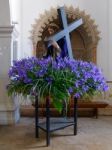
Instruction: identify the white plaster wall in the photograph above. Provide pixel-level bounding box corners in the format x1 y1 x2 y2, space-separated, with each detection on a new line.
9 0 21 27
21 0 110 80
9 0 22 59
108 0 112 80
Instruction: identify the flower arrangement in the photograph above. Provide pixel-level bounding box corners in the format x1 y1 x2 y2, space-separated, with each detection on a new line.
7 57 109 112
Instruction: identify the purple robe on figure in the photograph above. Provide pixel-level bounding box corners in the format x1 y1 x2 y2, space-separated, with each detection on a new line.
57 37 68 58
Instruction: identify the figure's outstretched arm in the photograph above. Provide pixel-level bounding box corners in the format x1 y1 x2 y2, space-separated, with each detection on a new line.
50 40 61 53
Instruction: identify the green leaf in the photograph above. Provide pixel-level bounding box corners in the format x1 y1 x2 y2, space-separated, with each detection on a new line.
52 100 63 113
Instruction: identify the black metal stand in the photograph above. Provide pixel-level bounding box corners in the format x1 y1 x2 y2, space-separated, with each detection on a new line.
35 97 78 146
46 97 50 146
74 97 78 135
35 96 39 138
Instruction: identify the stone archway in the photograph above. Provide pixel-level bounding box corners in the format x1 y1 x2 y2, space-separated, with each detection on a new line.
30 6 100 63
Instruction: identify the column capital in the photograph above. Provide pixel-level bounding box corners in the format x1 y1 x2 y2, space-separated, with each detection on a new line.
0 26 19 38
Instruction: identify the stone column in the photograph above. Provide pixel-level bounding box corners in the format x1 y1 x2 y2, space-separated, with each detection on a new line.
0 26 20 124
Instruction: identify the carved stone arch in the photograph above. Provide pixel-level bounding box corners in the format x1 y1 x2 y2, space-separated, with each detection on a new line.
30 6 100 63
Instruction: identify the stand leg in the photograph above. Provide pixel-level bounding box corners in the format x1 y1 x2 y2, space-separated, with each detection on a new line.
46 97 50 146
35 96 39 138
94 108 98 119
74 97 78 135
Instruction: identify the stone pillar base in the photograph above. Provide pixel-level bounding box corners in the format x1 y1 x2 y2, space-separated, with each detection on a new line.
0 76 20 125
0 106 20 125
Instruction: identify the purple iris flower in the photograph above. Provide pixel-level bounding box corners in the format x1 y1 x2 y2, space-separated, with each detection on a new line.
8 56 109 98
68 87 73 94
74 93 81 99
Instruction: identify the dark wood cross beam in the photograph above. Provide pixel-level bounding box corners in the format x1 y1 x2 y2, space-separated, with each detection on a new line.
47 6 83 59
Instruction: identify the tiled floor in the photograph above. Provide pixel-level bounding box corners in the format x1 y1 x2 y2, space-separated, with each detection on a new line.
0 117 112 150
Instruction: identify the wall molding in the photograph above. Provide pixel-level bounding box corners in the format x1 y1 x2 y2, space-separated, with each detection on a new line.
0 26 18 38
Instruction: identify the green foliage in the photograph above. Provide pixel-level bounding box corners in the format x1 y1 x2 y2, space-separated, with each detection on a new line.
7 57 109 113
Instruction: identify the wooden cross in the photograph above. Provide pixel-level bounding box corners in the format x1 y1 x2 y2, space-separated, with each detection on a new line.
47 6 83 59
